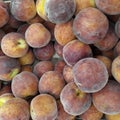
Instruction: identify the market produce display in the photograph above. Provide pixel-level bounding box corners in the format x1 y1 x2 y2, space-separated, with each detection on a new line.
0 0 120 120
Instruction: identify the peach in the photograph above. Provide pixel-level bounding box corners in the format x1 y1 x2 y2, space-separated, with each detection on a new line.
21 65 33 72
93 80 120 115
18 48 35 65
94 24 119 51
114 41 120 57
56 100 76 120
33 41 55 60
73 57 109 93
12 71 39 98
33 60 54 78
105 113 120 120
111 56 120 83
54 60 66 73
25 23 51 48
60 82 92 115
54 20 76 46
75 0 96 15
0 56 21 81
1 32 29 58
95 0 120 15
73 7 109 44
63 40 93 66
63 65 74 83
95 55 112 76
10 0 36 21
39 71 65 98
0 98 30 120
30 94 58 120
36 0 49 21
80 103 103 120
45 0 76 24
115 18 120 38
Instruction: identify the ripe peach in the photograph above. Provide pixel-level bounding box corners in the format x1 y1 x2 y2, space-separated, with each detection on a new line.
30 94 58 120
95 0 120 15
60 82 92 115
0 56 21 81
115 18 120 38
63 40 93 66
33 60 54 78
73 7 109 44
93 80 120 115
25 23 51 48
45 0 76 24
105 113 120 120
73 57 108 93
54 20 76 46
0 98 30 120
39 71 65 98
1 32 29 58
12 71 39 98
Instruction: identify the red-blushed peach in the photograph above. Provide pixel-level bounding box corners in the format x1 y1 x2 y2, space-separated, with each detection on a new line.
111 56 120 83
95 0 120 15
39 71 65 99
33 60 54 78
0 56 21 81
10 0 36 21
0 97 30 120
33 41 55 60
30 94 58 120
75 0 96 15
54 42 63 58
60 82 92 116
0 93 14 108
73 7 109 44
1 32 29 58
56 100 76 120
113 41 120 57
0 3 9 28
36 0 49 21
18 48 35 65
94 24 119 51
92 80 120 115
17 23 30 36
115 18 120 38
25 23 51 48
54 20 76 46
54 60 66 74
105 113 120 120
63 65 74 83
21 65 33 72
63 40 93 66
95 55 112 77
73 57 108 93
11 71 38 98
27 14 45 24
80 103 103 120
45 0 76 24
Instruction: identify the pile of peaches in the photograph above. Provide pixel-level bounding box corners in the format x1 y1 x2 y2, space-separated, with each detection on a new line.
0 0 120 120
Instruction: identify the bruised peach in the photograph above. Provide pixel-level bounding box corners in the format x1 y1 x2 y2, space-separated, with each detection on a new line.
73 57 108 93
